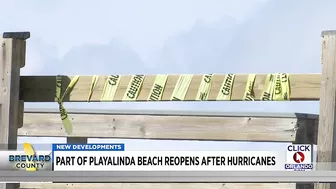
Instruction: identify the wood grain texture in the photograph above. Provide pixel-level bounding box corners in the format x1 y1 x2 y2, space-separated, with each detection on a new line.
315 31 336 189
19 74 320 102
19 183 295 189
17 100 24 128
20 111 305 142
0 38 26 189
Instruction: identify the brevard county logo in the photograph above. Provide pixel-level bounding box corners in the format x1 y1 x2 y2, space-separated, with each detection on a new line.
8 143 51 171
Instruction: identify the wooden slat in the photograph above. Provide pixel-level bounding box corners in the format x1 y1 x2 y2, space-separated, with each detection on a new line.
20 111 307 142
20 183 295 189
23 109 321 118
19 74 321 102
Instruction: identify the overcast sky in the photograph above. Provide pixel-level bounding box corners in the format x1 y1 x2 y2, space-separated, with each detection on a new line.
2 0 332 156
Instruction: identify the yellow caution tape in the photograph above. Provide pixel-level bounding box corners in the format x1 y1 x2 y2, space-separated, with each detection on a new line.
23 143 36 171
243 74 256 101
217 74 235 100
261 74 274 101
55 76 62 102
260 73 290 101
171 74 193 101
56 74 291 103
272 73 290 101
123 75 145 101
58 104 72 134
148 75 168 101
273 74 282 100
101 75 121 101
61 76 80 100
196 74 212 101
55 75 80 134
87 75 99 102
280 73 290 100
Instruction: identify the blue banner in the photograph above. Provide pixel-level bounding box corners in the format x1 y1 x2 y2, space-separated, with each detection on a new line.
52 144 125 151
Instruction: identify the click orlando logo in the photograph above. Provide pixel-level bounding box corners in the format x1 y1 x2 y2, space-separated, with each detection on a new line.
293 152 305 163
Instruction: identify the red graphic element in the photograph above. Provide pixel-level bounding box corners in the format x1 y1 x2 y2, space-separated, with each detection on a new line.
293 152 305 163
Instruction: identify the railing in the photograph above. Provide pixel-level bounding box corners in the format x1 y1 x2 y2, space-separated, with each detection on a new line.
1 31 335 189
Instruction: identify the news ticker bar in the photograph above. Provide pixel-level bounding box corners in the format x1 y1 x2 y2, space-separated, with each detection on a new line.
1 171 336 182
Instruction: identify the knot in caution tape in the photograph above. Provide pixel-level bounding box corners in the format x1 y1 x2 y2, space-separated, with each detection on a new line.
55 75 80 134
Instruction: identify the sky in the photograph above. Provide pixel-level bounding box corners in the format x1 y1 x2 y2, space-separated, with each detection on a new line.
2 0 333 159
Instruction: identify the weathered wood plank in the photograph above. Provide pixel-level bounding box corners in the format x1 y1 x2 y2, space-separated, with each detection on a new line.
23 109 320 118
0 38 26 189
20 183 295 189
19 74 320 102
315 31 336 189
19 110 316 142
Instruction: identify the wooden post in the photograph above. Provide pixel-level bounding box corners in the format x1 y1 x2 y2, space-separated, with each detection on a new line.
0 32 29 189
295 115 318 189
315 31 336 189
